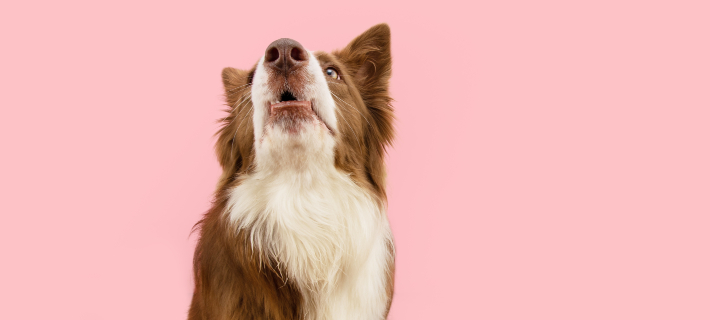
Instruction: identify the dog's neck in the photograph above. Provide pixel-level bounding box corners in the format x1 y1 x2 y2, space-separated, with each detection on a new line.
254 122 336 175
226 132 382 279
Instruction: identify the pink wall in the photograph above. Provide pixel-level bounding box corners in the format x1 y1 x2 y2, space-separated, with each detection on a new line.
1 0 709 319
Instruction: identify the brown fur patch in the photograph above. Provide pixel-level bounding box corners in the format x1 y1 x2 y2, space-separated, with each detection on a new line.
188 189 302 320
189 24 395 320
329 23 395 199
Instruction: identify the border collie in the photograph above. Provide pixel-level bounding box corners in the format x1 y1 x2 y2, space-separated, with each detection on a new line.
189 24 395 320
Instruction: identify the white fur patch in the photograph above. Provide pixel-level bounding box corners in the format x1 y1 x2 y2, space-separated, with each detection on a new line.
226 156 393 320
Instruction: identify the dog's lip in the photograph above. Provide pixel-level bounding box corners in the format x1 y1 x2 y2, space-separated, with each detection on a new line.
268 100 333 134
269 100 312 113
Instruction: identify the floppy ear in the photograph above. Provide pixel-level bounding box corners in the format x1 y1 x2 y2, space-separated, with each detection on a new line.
337 23 395 146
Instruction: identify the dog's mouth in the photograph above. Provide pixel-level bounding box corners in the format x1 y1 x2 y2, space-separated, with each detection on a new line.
269 91 311 113
268 90 332 133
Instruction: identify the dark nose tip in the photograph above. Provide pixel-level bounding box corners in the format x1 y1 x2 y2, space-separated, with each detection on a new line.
264 38 308 72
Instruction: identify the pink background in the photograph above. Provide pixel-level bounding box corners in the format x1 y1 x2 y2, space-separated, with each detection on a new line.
1 0 708 319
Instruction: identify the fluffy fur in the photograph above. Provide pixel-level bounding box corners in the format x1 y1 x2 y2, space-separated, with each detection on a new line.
189 24 395 320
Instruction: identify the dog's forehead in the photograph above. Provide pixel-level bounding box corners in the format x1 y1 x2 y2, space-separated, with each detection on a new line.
312 51 342 67
312 51 332 62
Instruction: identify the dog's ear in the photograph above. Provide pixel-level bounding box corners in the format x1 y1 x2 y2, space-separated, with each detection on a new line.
335 24 395 197
339 23 392 97
337 23 394 143
215 67 254 189
221 67 251 107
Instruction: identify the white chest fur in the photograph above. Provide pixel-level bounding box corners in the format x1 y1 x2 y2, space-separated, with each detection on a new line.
226 162 393 320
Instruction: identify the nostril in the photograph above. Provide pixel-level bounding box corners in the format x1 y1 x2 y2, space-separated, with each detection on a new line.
290 47 306 62
264 38 307 70
265 47 279 63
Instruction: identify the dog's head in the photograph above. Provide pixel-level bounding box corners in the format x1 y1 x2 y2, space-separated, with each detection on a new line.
216 24 394 198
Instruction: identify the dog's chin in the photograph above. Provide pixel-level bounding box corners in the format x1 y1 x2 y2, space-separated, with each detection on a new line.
258 106 336 170
264 100 331 138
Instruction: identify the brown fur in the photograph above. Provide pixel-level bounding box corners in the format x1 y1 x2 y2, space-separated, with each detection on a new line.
189 24 395 320
189 189 303 320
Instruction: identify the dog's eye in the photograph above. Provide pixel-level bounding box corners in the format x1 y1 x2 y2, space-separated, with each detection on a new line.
325 67 340 80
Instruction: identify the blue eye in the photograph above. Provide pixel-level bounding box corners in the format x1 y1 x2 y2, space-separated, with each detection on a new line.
325 67 339 80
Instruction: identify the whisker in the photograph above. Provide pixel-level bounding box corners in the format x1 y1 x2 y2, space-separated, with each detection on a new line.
218 93 251 123
226 83 252 94
226 84 252 100
227 89 251 101
231 93 252 114
330 91 373 130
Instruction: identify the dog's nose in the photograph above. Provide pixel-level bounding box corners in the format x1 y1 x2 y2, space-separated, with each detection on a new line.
264 38 309 73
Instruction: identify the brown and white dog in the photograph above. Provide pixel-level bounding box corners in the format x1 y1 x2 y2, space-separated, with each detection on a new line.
188 24 395 320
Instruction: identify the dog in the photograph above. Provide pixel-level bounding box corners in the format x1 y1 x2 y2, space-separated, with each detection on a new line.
188 24 395 320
